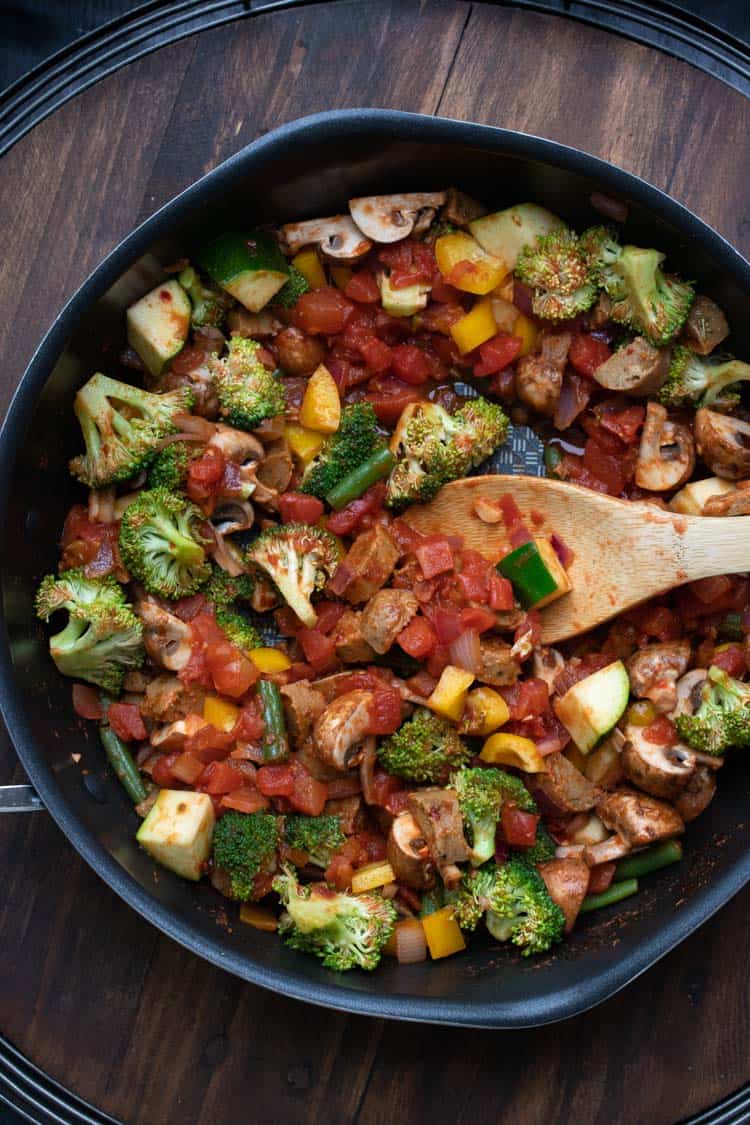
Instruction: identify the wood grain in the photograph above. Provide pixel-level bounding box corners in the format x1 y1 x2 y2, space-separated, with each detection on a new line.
1 3 750 1122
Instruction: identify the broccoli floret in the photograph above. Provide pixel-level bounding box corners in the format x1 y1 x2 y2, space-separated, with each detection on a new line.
675 664 750 756
451 767 537 866
522 823 557 866
119 487 211 598
283 814 345 868
425 220 458 243
35 569 144 694
212 811 280 901
274 265 310 309
215 607 262 652
273 867 396 971
452 858 564 956
245 523 342 628
201 564 255 608
147 442 199 491
69 373 193 488
378 708 471 784
210 336 285 430
386 397 508 511
515 228 597 321
178 266 233 328
659 345 750 409
578 225 622 281
601 244 694 346
301 403 382 499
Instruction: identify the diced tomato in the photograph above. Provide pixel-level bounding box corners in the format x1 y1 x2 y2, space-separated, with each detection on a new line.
388 518 425 555
377 239 435 288
690 576 734 605
398 615 438 658
405 669 438 697
427 645 451 678
557 453 610 494
313 601 345 635
459 606 497 634
171 594 208 621
712 644 746 677
191 610 226 646
456 549 490 601
171 752 205 785
233 702 265 743
415 538 454 579
366 379 423 425
626 602 683 644
184 723 234 758
359 335 393 374
297 628 337 673
501 802 539 848
344 270 380 304
473 334 523 377
391 343 431 385
277 491 325 525
256 764 295 797
220 787 270 814
598 403 645 445
498 493 532 546
568 333 611 376
72 684 102 721
430 276 461 304
643 715 678 746
429 607 463 645
108 702 147 742
500 678 549 721
199 760 245 795
151 751 181 787
367 690 403 735
371 767 405 808
587 862 616 896
488 572 514 611
326 481 386 536
178 646 212 688
61 504 101 549
205 641 259 698
293 287 354 335
187 446 225 503
582 437 633 495
288 760 329 815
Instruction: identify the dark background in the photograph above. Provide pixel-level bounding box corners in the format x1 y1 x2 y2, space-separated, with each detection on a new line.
1 0 750 93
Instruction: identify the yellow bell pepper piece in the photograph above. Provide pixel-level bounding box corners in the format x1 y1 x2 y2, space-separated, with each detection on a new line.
203 695 240 732
480 732 547 773
351 860 396 894
239 903 278 932
513 313 539 357
435 231 506 295
427 665 475 722
330 265 353 290
299 363 341 434
422 907 466 960
249 647 291 673
284 423 325 465
463 686 510 736
450 297 497 355
292 248 327 290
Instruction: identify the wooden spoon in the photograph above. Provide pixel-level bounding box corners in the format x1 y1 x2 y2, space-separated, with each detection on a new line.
404 475 750 644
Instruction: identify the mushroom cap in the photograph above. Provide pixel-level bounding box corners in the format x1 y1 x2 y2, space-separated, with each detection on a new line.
635 401 695 491
209 423 264 464
620 723 695 799
313 689 376 770
387 812 436 891
695 408 750 480
348 192 447 243
137 600 193 672
278 215 372 261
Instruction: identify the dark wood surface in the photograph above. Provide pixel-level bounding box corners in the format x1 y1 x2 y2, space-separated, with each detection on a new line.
2 4 750 1121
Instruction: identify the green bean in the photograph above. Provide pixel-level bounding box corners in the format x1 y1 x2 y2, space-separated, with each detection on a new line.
258 679 289 762
326 447 395 510
719 612 744 642
579 877 638 914
614 839 683 882
543 443 563 478
99 726 147 805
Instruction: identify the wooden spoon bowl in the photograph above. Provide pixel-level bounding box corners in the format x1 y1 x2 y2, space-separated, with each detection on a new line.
404 475 750 643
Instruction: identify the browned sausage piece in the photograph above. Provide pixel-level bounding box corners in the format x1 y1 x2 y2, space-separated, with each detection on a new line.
407 788 470 881
476 637 520 687
681 295 729 355
330 610 377 663
595 789 684 847
593 336 670 396
533 753 597 813
360 589 419 654
140 675 205 724
280 679 326 744
515 332 571 416
339 525 400 604
324 795 365 835
626 640 691 713
538 857 590 933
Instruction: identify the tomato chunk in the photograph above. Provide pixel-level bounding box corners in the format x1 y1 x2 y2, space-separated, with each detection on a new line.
297 628 338 673
568 334 611 376
205 641 259 698
344 270 380 304
473 334 522 377
643 715 678 746
256 764 295 797
108 702 147 742
391 344 431 385
199 760 245 795
293 287 354 335
501 803 539 848
367 690 403 735
277 491 325 525
397 615 437 658
415 538 454 579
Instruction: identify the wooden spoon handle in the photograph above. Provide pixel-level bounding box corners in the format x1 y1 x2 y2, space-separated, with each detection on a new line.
679 514 750 580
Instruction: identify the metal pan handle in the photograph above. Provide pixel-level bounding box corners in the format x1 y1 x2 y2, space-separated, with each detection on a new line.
0 784 43 812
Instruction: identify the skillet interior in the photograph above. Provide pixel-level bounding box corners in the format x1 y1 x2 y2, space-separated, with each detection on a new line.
2 109 749 1028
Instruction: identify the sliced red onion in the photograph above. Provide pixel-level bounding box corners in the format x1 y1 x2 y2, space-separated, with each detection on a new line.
448 628 481 674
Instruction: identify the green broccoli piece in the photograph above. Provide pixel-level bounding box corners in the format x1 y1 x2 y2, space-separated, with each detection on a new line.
300 403 382 499
212 811 280 901
35 569 144 694
147 442 199 491
201 564 255 608
425 220 458 243
451 767 537 866
515 228 597 321
210 336 285 430
522 823 557 866
452 858 564 956
283 814 345 868
215 607 262 652
245 522 342 629
386 397 508 511
601 244 694 346
273 867 396 971
659 345 750 409
578 225 622 282
178 266 233 328
118 487 211 598
378 708 471 784
675 664 750 756
273 265 310 309
68 372 193 488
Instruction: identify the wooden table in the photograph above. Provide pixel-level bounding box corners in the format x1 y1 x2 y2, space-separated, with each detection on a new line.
2 3 750 1121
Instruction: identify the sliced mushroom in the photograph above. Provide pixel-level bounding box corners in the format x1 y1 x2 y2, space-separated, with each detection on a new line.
584 834 631 866
703 482 750 516
255 438 293 496
695 409 750 480
313 689 377 770
439 187 486 228
620 724 696 799
210 499 255 536
212 533 247 578
593 336 670 396
626 640 691 713
635 401 695 491
136 600 193 672
595 788 685 848
671 669 709 719
349 192 447 244
208 423 264 464
387 812 436 890
278 215 372 261
674 766 717 822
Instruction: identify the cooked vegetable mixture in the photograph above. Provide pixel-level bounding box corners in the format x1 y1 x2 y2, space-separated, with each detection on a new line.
37 188 750 970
